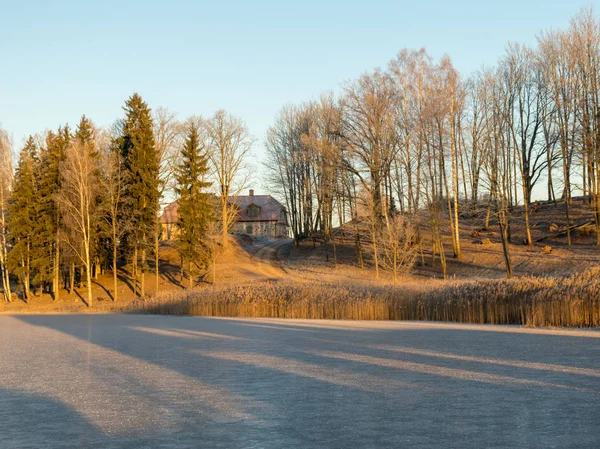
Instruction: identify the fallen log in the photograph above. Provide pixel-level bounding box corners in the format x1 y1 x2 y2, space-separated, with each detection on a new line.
534 219 595 243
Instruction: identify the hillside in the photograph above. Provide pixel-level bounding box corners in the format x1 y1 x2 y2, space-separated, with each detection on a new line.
2 197 600 314
0 235 287 313
289 197 600 280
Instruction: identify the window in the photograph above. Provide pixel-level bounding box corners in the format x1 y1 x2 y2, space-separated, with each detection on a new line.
247 204 260 218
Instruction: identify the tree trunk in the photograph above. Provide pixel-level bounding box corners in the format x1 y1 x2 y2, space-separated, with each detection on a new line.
596 165 600 246
499 209 513 279
140 248 146 298
133 245 138 297
370 219 379 279
155 228 160 296
112 234 118 302
437 236 447 280
0 223 10 303
24 249 31 302
0 181 10 302
522 183 533 246
25 240 31 301
180 254 184 283
53 232 60 301
450 92 461 259
563 163 572 246
392 241 397 285
523 201 533 246
69 261 75 294
332 230 337 268
85 247 93 308
355 231 363 269
222 197 228 249
443 166 460 259
212 249 217 284
547 149 555 203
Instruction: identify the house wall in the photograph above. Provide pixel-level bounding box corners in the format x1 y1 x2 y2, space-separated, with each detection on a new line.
230 221 288 238
161 220 290 241
161 223 180 240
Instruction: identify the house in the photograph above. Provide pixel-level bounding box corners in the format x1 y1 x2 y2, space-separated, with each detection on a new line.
159 189 290 240
160 201 180 240
229 190 290 238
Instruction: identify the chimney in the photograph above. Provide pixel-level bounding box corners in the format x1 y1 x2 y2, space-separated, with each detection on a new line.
249 189 254 196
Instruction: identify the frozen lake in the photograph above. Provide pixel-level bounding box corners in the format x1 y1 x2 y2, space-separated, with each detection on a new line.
0 315 599 448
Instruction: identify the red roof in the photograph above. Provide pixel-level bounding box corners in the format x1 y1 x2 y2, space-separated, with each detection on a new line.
230 194 285 222
160 201 179 224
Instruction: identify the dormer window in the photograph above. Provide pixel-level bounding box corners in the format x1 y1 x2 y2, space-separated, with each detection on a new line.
247 204 260 218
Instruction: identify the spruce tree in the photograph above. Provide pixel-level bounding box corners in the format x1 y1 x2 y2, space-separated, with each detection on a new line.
175 121 212 288
36 126 69 299
7 137 39 301
119 93 160 297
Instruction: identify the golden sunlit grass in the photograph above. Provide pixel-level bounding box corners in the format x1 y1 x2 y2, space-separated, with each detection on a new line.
125 267 600 327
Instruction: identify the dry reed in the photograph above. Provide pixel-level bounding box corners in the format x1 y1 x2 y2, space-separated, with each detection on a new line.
124 267 600 327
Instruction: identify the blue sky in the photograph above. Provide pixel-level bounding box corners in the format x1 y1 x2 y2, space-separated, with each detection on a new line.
0 0 594 190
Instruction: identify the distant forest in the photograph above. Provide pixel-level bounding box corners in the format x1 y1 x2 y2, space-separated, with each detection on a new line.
1 7 600 304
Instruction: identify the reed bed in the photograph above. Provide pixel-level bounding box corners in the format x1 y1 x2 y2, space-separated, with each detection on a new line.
125 268 600 327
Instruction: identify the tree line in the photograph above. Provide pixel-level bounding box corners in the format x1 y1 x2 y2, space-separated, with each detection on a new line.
265 7 600 280
0 95 252 305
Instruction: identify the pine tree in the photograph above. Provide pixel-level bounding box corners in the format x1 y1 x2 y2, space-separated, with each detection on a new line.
175 121 212 288
7 137 39 301
119 93 160 297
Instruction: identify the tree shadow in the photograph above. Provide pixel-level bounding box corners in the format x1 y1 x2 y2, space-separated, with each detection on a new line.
160 262 184 289
0 387 107 448
73 289 90 307
10 315 600 449
92 280 114 301
116 272 137 296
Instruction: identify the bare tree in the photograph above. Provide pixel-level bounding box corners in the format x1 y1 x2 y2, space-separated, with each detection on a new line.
57 121 101 307
567 9 600 244
381 214 418 284
206 110 254 249
0 127 12 302
485 68 515 278
440 56 464 258
265 104 320 242
341 70 398 278
99 123 127 302
153 107 182 295
301 94 343 260
538 29 578 245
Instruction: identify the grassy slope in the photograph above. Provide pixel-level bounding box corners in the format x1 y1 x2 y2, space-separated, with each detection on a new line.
3 197 600 321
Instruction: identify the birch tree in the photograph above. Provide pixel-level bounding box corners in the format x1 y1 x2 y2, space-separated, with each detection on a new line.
0 128 13 302
57 117 101 307
100 123 127 301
